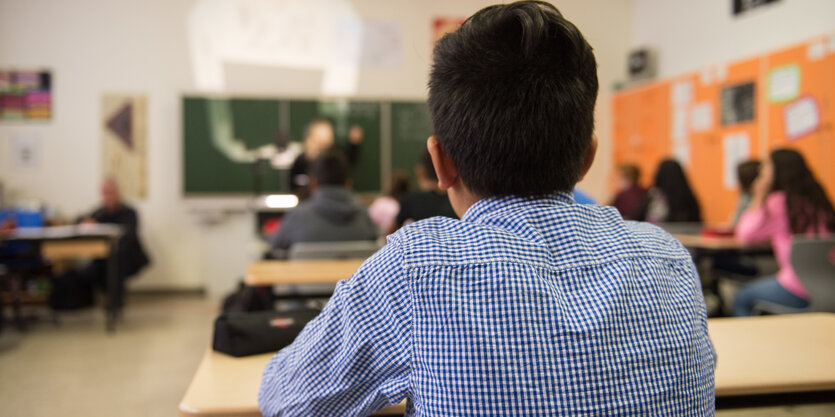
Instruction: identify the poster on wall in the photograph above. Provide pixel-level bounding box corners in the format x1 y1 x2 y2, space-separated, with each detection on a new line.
101 94 147 199
0 70 51 121
720 81 755 125
432 17 465 48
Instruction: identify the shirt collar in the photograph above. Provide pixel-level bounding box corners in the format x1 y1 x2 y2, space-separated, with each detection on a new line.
461 192 575 223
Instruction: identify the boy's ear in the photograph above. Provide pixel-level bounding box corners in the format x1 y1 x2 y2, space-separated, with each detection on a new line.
427 136 457 190
578 136 598 181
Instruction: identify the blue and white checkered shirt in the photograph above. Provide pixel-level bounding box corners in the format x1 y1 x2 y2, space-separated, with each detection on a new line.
259 193 716 416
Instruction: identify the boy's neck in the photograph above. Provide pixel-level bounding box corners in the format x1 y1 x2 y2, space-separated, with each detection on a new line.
448 183 483 218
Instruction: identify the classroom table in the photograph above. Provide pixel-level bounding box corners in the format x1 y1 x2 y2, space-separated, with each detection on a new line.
710 313 835 407
5 224 123 332
673 233 772 315
244 259 366 286
178 349 406 417
179 314 835 416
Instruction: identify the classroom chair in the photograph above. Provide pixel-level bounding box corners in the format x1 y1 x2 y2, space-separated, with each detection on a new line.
277 241 382 308
792 237 835 313
752 237 835 315
288 240 381 260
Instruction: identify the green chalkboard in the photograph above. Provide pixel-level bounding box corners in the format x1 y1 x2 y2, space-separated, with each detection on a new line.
183 97 284 194
390 101 433 188
183 97 424 195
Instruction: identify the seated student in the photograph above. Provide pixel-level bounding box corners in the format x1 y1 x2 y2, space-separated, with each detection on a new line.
731 160 761 226
66 179 150 309
391 150 457 232
259 2 715 415
289 118 363 199
368 170 411 236
270 148 377 253
610 163 648 220
733 149 834 316
713 160 763 279
636 159 702 224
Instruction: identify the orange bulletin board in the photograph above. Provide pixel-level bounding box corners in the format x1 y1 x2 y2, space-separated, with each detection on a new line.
613 35 835 224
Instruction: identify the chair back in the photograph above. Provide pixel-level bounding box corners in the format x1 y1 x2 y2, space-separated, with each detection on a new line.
288 240 381 260
791 237 835 313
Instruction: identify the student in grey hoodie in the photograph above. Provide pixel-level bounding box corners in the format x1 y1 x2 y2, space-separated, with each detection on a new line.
270 148 377 253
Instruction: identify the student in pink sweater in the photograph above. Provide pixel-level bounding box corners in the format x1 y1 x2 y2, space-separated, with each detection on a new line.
733 149 835 316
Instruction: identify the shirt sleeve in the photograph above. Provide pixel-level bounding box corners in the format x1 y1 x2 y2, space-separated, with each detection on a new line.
735 192 787 244
258 240 412 417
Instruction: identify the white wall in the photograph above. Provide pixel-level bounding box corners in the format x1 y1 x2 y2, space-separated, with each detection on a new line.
0 0 634 295
632 0 835 79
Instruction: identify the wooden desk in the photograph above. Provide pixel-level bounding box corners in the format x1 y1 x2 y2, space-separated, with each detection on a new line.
710 313 835 396
178 350 406 417
245 259 366 286
180 314 835 416
5 224 123 332
40 240 110 260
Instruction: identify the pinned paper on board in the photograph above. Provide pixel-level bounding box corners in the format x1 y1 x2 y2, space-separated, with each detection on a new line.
768 65 800 103
673 144 690 167
672 108 688 140
715 65 728 82
691 102 713 132
807 41 826 61
12 132 41 169
671 81 693 106
783 96 820 140
722 133 750 189
699 69 713 86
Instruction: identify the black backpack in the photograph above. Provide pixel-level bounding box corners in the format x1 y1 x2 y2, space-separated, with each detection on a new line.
212 308 321 357
220 281 275 313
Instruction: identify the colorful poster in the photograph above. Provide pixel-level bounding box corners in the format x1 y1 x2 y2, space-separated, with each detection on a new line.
101 94 148 199
0 70 51 121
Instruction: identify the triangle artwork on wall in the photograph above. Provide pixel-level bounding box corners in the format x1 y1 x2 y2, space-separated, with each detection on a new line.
106 103 134 150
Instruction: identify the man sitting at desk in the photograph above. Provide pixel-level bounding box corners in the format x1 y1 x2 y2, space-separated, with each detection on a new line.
270 148 377 255
260 2 715 416
60 179 149 309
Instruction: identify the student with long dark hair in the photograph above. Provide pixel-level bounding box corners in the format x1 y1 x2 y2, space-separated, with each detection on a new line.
637 159 702 223
733 149 835 316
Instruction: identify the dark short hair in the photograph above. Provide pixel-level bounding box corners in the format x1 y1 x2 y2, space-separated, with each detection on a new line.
388 170 412 200
311 147 350 186
736 160 760 193
619 164 641 184
428 1 598 196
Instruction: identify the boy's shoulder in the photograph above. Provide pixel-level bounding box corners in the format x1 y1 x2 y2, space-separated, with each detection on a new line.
387 209 690 270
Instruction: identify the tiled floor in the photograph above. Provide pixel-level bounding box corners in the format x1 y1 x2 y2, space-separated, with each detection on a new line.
0 295 214 417
0 295 832 417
